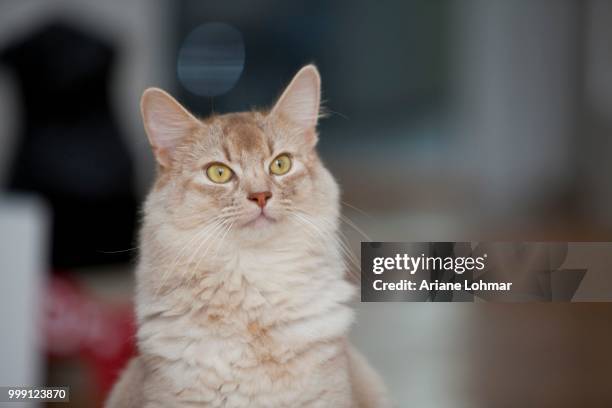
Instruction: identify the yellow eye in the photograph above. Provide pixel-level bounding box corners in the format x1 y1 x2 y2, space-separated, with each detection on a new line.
270 154 292 175
206 163 233 183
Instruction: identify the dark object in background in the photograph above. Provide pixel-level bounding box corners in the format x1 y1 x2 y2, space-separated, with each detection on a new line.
0 22 137 267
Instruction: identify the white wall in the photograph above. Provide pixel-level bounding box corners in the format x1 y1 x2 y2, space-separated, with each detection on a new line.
0 197 48 407
453 0 578 218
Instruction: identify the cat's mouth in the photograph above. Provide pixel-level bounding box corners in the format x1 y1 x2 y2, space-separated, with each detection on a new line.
242 210 276 228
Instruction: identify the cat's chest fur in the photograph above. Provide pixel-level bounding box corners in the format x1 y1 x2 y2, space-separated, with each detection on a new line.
136 244 356 407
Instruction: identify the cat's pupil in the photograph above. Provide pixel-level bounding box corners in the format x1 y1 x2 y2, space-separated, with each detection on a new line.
217 168 224 176
276 160 281 168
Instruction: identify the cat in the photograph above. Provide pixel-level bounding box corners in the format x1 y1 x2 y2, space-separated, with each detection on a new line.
106 65 390 407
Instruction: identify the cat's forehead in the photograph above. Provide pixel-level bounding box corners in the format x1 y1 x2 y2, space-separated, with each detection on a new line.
207 112 272 161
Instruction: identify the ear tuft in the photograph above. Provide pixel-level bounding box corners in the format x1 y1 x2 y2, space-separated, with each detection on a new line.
270 65 321 129
140 88 201 167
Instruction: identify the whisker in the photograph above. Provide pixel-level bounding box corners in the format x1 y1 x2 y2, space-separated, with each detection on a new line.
338 213 372 241
288 212 360 277
341 200 372 219
147 205 242 226
190 220 233 280
326 109 349 120
148 215 223 264
97 247 139 254
288 210 361 282
183 220 229 273
155 219 225 295
196 221 234 279
168 209 243 222
279 203 364 278
168 219 220 269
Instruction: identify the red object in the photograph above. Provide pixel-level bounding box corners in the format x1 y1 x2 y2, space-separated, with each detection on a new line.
44 274 136 404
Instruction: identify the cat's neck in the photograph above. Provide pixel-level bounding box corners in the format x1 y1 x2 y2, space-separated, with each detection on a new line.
136 222 354 325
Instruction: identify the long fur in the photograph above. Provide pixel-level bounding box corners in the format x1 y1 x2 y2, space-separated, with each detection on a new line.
106 65 389 407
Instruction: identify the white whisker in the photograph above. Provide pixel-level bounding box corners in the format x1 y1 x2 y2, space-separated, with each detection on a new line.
289 212 360 277
341 200 372 219
155 218 225 295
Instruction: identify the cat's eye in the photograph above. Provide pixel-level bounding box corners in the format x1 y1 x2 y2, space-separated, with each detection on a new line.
206 163 233 183
270 154 292 175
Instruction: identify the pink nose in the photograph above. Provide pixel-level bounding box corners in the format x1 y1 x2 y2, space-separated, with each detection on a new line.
248 191 272 208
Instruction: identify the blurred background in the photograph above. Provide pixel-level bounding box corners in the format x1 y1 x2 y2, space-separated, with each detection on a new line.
1 0 611 406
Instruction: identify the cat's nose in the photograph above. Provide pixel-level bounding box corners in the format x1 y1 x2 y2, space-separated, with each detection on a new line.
247 191 272 208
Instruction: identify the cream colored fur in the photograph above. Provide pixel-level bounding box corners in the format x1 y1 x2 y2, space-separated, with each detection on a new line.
106 65 389 408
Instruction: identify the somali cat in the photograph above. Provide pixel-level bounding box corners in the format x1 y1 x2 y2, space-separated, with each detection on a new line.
106 65 390 407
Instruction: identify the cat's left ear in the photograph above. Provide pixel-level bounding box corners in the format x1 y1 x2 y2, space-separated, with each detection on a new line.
270 65 321 132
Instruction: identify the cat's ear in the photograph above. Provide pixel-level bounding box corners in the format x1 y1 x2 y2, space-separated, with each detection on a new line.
270 65 321 131
140 88 201 167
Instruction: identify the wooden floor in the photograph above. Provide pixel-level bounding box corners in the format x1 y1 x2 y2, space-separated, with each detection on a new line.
472 304 612 407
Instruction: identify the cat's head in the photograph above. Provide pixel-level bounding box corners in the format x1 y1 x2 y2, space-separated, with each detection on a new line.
140 65 339 244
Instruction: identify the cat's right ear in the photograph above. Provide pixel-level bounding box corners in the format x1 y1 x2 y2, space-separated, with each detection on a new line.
140 88 201 168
